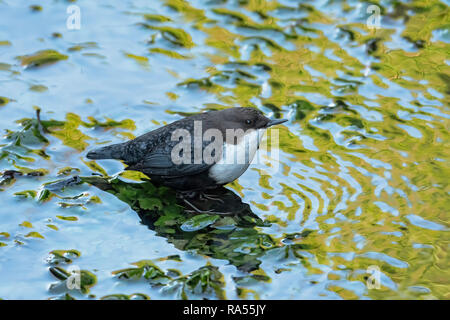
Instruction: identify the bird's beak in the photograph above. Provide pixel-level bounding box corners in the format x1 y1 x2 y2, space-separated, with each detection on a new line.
266 119 288 127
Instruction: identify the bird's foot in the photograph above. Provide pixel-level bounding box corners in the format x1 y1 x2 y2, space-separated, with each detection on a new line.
177 190 198 199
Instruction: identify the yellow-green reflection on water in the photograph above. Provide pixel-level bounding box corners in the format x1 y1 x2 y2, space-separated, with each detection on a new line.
0 0 448 299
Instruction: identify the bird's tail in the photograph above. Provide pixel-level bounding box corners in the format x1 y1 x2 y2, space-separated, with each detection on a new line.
86 142 127 160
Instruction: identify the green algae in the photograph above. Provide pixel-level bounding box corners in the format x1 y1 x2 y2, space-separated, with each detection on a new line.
149 47 189 59
17 49 68 69
0 97 10 106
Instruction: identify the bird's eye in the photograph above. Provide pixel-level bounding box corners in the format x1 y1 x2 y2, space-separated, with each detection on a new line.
245 119 252 125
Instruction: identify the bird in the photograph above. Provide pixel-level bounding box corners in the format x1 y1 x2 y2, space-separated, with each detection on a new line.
86 107 287 195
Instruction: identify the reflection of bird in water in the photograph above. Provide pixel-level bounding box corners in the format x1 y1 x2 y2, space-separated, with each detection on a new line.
140 186 263 228
86 107 287 208
78 176 273 272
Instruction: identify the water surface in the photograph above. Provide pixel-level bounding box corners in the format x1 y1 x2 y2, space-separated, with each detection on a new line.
0 0 448 299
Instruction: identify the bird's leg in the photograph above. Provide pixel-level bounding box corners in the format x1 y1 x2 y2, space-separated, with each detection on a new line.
181 197 215 214
176 190 234 215
177 189 224 203
176 191 214 214
198 191 224 203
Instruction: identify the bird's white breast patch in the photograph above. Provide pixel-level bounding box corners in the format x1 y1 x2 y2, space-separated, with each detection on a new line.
208 128 266 185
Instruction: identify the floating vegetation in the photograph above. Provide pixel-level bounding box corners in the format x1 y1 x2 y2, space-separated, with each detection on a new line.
49 113 91 151
57 167 80 176
56 216 78 221
149 47 188 59
3 110 134 157
82 117 136 130
47 249 81 265
49 267 97 295
29 5 42 12
17 49 68 69
67 42 98 52
142 14 172 23
124 52 150 67
0 232 10 239
25 231 44 239
19 221 33 228
0 97 10 106
113 260 169 283
141 24 194 48
29 85 48 92
113 261 225 299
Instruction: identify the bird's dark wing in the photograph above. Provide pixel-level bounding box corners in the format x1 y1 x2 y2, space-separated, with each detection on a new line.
125 152 213 177
122 115 222 177
124 121 217 177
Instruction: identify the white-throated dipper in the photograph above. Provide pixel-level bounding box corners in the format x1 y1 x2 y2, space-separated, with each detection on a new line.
86 107 287 192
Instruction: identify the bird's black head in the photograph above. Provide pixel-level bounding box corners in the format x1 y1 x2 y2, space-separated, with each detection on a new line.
215 107 287 131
